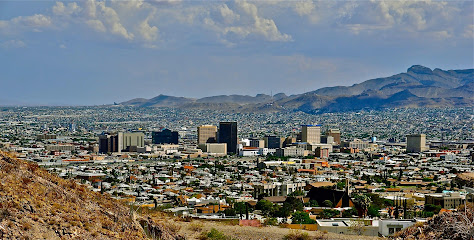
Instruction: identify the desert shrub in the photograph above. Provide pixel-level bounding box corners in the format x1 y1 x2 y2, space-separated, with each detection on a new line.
21 177 32 185
313 231 328 240
162 220 181 233
199 228 234 240
26 163 38 172
264 217 279 226
21 220 32 231
283 230 311 240
0 209 10 220
188 222 203 232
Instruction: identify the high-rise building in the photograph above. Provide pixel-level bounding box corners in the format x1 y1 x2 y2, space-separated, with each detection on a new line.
152 129 179 144
99 133 118 153
301 125 321 144
219 122 238 154
197 125 217 144
327 129 341 144
406 134 428 153
118 132 145 152
99 132 145 153
264 135 281 149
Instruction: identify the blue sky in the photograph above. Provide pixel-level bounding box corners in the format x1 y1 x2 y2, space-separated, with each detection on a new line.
0 0 473 106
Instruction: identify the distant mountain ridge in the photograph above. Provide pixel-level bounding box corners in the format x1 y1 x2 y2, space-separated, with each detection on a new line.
121 65 473 113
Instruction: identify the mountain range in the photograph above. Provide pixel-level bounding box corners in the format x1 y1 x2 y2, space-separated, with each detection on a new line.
121 65 473 113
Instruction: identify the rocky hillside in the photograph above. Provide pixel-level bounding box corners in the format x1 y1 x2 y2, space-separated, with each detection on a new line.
120 65 473 113
392 203 474 240
0 151 182 239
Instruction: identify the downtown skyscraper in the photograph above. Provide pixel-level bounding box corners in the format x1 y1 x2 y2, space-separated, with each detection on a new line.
218 122 237 154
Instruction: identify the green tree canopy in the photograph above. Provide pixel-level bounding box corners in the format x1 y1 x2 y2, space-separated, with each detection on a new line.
291 211 316 224
323 200 333 208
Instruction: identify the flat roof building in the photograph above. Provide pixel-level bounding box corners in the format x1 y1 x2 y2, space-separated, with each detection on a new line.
153 129 179 144
301 125 321 144
219 122 237 154
197 125 217 145
406 134 428 153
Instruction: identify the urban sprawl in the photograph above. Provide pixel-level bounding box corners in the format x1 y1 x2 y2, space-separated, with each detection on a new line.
1 106 473 237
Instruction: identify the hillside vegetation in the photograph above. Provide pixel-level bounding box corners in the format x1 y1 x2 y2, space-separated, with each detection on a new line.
392 203 474 240
0 151 182 239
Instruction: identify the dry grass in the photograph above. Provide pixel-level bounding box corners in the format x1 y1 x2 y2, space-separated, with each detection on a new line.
175 220 379 240
283 230 311 240
188 222 204 233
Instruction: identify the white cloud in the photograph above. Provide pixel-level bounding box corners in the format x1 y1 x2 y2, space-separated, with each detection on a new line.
12 14 52 28
95 1 134 40
328 0 465 38
293 0 315 17
137 18 159 42
0 0 471 47
1 40 26 49
52 2 81 16
463 25 474 39
218 4 240 25
84 0 97 18
148 0 182 6
202 1 292 43
0 14 52 34
86 19 106 32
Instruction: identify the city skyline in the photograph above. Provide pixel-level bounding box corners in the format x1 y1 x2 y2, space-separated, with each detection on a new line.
0 0 473 106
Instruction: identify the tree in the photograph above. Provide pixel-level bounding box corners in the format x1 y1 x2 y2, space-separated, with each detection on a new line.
323 200 333 208
342 207 358 218
256 199 274 216
257 193 269 201
436 186 446 193
336 181 346 190
291 211 316 224
284 196 304 212
353 194 372 217
398 169 403 181
305 200 319 207
424 204 442 214
348 220 366 235
320 209 340 218
223 208 236 216
367 206 380 218
234 202 247 214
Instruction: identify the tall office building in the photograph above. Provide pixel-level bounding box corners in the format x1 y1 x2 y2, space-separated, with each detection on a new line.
118 132 145 152
99 131 144 153
99 133 119 153
264 135 281 149
327 129 341 144
219 122 238 154
152 129 179 144
301 125 321 144
406 134 428 153
197 125 217 144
